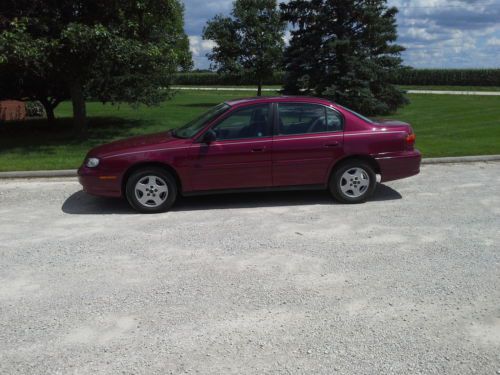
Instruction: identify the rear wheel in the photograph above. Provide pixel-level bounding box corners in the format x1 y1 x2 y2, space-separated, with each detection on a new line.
125 167 177 213
329 160 376 203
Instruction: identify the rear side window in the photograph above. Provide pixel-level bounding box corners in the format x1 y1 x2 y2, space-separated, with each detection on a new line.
277 103 343 135
326 107 343 131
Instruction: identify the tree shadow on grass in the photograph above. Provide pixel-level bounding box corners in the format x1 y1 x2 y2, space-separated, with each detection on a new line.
62 184 402 215
0 117 149 153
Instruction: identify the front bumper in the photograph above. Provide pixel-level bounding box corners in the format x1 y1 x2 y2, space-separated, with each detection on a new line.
375 149 421 183
78 166 122 197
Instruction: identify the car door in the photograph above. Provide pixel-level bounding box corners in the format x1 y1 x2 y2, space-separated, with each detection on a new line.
272 102 344 187
187 103 273 192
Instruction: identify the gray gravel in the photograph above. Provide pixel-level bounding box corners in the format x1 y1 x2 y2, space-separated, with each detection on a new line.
0 162 499 374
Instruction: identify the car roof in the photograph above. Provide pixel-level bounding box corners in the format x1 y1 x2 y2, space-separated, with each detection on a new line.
225 96 334 107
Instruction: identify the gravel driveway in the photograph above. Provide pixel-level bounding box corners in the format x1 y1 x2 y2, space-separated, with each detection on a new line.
1 162 499 374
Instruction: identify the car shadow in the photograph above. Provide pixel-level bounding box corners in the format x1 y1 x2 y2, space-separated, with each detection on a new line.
61 184 402 215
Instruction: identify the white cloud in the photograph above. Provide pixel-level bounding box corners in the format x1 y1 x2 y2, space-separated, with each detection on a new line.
486 37 500 46
189 36 216 56
284 30 291 46
189 36 216 68
390 0 500 67
184 0 500 68
401 27 440 42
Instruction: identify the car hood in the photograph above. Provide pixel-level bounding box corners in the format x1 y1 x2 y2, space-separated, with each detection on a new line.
89 131 180 158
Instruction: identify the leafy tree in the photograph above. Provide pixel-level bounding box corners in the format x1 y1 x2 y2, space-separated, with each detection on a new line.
281 0 408 115
203 0 285 96
0 0 192 137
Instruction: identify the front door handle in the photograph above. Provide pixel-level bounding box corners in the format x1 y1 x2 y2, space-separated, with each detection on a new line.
324 142 340 148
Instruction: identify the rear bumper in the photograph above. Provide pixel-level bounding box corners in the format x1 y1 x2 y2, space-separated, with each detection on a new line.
77 166 122 197
375 149 421 183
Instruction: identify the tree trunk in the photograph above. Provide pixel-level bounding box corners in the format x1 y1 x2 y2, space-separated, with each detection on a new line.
70 80 87 139
257 79 262 96
46 106 55 124
40 99 56 124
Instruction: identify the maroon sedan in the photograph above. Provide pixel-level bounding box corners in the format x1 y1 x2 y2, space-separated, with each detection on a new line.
78 96 420 213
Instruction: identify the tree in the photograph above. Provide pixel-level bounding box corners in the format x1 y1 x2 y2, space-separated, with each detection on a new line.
203 0 285 96
0 0 192 137
281 0 408 115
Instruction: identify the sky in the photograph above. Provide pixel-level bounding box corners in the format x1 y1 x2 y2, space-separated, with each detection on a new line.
184 0 500 70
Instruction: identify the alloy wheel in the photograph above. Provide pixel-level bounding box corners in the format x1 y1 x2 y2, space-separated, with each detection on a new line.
134 175 169 207
339 167 370 198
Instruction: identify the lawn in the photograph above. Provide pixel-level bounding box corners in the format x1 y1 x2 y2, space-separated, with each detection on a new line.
383 94 500 157
0 90 499 171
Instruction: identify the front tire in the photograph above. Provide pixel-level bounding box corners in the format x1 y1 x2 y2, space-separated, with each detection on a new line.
329 160 376 203
125 167 177 213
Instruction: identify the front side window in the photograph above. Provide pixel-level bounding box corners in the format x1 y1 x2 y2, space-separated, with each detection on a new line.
278 103 343 135
173 103 230 138
213 104 271 140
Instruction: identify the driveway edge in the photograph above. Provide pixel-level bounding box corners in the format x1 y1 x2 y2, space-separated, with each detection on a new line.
1 155 499 179
421 155 500 164
0 169 77 179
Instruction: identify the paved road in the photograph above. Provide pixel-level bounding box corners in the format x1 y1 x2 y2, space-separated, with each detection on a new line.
1 162 499 374
405 90 500 96
172 86 500 96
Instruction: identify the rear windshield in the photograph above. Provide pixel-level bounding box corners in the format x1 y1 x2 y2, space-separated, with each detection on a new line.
337 105 374 124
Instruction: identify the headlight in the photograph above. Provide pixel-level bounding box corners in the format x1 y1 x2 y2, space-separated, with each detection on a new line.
85 157 100 168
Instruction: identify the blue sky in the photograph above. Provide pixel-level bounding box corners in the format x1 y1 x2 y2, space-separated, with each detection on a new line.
184 0 500 69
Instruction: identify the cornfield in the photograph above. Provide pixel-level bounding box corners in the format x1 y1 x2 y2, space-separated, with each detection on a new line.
174 69 500 87
174 72 284 86
390 69 500 86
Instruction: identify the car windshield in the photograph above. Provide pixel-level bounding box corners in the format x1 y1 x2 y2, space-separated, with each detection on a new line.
172 103 230 138
337 105 374 124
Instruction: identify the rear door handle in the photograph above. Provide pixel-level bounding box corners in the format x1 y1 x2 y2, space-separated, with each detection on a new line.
324 142 340 148
251 147 266 152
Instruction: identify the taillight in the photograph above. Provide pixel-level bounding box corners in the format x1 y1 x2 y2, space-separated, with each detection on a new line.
406 133 416 145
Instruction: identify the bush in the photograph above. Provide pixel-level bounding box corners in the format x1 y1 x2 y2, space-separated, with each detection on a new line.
25 101 45 118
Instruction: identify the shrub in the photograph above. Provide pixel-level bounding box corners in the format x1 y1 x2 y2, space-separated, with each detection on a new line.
25 101 45 118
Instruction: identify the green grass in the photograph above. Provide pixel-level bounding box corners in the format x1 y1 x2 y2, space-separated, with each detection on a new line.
383 94 500 157
0 90 499 171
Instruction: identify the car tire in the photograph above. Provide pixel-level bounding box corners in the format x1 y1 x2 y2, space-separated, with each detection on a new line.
329 160 377 204
125 167 177 213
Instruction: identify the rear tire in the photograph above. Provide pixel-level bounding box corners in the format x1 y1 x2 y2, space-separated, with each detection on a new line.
329 160 376 203
125 167 177 213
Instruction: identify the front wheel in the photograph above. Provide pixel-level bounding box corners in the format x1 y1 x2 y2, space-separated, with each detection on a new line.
125 167 177 213
329 161 377 203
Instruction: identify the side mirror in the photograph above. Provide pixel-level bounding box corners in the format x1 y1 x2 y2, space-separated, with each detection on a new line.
202 129 216 144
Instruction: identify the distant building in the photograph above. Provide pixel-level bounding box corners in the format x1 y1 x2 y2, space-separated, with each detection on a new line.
0 100 26 121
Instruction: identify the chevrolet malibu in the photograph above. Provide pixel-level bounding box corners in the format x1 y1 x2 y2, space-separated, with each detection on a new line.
78 96 421 213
